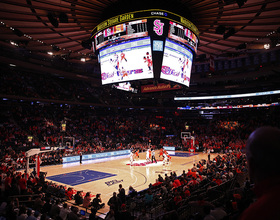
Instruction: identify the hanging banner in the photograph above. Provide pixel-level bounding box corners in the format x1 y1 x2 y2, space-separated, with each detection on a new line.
141 83 182 93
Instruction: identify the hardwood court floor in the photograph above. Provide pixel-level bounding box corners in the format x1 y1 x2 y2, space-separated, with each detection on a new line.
41 151 216 218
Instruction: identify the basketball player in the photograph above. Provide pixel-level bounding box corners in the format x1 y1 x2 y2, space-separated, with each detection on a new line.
146 148 151 162
159 148 164 158
130 151 134 165
120 51 127 62
113 54 120 76
144 52 153 72
135 150 139 160
121 67 128 80
207 148 211 161
163 151 168 167
111 54 120 77
167 152 171 163
151 149 157 163
80 152 82 164
179 56 189 82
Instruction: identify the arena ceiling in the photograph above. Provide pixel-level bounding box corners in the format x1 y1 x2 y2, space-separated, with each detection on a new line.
0 0 280 106
1 0 280 62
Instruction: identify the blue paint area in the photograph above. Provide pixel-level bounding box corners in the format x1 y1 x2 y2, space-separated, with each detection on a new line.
47 169 116 186
173 152 198 157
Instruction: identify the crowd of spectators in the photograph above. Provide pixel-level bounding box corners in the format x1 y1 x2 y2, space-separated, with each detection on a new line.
1 100 280 171
0 67 139 107
0 101 279 219
135 150 248 219
0 144 249 220
1 67 280 219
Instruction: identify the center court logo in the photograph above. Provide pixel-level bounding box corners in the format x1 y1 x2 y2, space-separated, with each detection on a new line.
153 19 164 36
105 179 123 186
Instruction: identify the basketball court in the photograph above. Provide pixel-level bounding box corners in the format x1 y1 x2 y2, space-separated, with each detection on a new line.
41 150 213 217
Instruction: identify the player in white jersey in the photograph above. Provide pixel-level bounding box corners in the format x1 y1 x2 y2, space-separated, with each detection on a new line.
130 151 134 165
163 152 168 166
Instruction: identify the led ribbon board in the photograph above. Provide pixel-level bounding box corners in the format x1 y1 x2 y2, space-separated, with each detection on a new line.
91 9 199 53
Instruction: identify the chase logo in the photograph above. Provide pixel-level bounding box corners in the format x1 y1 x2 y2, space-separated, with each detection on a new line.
150 11 168 17
151 11 164 16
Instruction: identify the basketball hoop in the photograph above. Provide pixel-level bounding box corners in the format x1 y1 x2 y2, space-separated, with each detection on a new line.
181 132 191 139
181 132 195 149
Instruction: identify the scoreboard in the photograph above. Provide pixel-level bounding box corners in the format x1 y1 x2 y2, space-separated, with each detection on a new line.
91 9 199 87
168 21 198 53
95 19 148 50
91 9 199 53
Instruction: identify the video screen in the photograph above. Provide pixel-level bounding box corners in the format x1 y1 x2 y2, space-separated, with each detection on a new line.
160 39 193 87
99 37 153 85
168 21 198 53
95 19 148 50
113 82 137 93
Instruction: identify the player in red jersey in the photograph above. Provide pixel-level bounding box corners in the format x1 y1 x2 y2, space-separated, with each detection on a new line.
144 52 153 71
121 67 128 80
135 150 139 159
167 152 171 162
146 148 151 162
159 148 164 157
120 51 127 62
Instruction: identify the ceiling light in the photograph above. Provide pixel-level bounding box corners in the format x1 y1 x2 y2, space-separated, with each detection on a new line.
81 58 86 62
264 44 270 49
47 51 53 55
10 41 18 46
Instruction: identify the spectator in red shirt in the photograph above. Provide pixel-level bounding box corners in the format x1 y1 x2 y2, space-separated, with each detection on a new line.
4 173 12 195
173 191 182 206
18 174 27 194
172 178 181 189
65 187 74 200
183 185 191 198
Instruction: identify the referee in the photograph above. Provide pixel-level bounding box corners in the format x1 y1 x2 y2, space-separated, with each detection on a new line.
151 149 157 163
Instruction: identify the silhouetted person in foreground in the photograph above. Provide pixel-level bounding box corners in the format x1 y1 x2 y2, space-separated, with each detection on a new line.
239 126 280 220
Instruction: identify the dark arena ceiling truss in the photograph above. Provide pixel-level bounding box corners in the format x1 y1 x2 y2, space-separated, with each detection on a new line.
0 0 280 108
